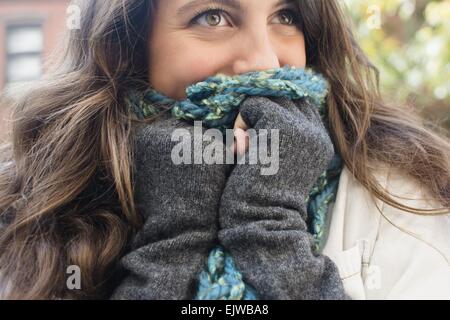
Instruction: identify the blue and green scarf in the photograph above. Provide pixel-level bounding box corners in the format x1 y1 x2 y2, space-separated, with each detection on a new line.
125 65 343 300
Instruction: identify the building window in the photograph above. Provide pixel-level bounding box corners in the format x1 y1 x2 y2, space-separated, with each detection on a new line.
5 24 43 84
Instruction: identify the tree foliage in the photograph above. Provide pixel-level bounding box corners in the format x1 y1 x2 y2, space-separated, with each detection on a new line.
344 0 449 130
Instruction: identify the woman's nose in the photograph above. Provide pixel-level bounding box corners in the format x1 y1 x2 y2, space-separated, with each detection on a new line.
232 29 280 75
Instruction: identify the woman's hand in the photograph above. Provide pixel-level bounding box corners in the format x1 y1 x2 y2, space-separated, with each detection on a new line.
111 113 231 300
218 96 348 300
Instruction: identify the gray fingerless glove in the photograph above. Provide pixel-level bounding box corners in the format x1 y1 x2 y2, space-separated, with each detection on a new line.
218 96 349 300
111 112 230 300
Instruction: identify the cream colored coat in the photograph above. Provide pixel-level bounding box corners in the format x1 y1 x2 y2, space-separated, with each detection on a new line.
323 165 450 300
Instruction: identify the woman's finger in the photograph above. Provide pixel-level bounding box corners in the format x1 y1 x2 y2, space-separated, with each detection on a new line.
234 128 249 156
232 113 250 156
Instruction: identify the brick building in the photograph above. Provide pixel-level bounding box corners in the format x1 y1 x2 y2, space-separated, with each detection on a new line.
0 0 69 141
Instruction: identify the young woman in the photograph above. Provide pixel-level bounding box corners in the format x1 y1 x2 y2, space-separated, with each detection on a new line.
0 0 449 300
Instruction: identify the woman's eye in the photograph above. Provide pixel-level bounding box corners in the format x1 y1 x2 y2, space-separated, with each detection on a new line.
192 9 229 27
190 8 300 28
274 10 299 26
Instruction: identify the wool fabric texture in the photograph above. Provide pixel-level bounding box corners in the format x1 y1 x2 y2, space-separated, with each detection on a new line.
123 66 344 300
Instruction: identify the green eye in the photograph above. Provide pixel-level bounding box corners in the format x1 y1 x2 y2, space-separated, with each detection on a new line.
276 10 299 26
205 12 222 26
192 9 228 27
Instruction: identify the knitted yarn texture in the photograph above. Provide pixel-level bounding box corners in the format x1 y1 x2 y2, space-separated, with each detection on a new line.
125 65 343 300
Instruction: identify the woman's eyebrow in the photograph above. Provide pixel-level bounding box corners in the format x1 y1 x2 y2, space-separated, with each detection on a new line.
177 0 242 16
176 0 292 16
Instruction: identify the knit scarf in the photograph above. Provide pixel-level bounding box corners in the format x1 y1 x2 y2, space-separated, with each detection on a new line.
125 65 343 300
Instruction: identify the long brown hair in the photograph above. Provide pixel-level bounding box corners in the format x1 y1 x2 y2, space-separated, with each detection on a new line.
0 0 448 299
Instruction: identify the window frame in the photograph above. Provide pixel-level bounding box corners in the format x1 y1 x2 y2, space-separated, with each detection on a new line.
0 13 48 90
3 18 45 86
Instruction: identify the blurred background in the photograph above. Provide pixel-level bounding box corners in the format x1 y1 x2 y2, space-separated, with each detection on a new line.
0 0 448 142
0 0 69 142
344 0 449 131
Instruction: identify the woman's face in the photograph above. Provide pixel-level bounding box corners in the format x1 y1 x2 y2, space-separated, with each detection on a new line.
148 0 307 100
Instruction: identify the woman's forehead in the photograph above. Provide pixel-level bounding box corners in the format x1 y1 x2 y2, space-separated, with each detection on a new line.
171 0 297 12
